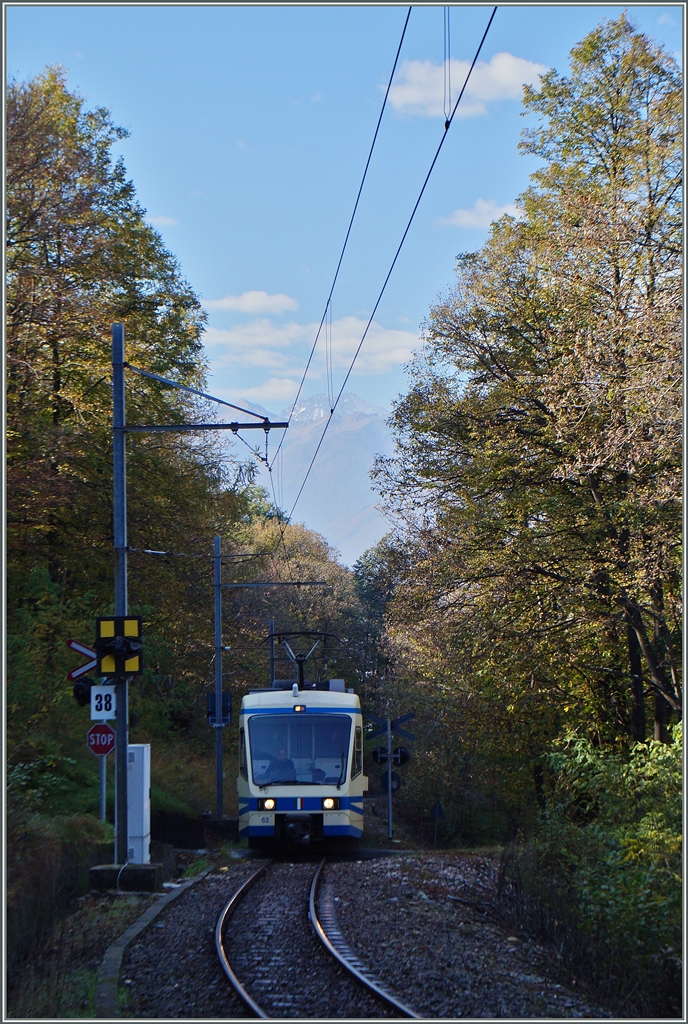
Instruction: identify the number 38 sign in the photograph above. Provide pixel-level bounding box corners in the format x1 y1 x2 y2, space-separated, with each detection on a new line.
91 686 116 720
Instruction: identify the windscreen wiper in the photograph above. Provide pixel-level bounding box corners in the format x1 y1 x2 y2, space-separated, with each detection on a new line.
336 751 346 790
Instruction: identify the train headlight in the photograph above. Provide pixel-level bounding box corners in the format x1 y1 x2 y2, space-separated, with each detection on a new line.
322 797 340 810
258 798 275 811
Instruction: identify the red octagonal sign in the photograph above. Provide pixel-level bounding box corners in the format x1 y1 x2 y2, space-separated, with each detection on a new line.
87 723 115 756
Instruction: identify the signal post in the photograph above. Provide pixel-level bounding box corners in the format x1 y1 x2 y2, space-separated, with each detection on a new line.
109 323 288 861
366 713 415 839
112 324 130 865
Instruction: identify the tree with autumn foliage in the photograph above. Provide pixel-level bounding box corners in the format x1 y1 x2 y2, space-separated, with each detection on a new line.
6 69 374 843
374 15 681 752
366 21 681 1011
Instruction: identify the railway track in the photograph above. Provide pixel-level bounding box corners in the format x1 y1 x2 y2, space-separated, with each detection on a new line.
216 858 420 1019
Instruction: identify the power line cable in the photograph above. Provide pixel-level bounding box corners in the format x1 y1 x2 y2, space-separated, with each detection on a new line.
270 6 412 466
286 6 498 522
259 8 412 619
267 463 307 621
443 6 452 126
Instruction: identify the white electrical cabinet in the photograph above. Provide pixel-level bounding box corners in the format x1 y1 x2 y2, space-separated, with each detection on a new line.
127 744 151 864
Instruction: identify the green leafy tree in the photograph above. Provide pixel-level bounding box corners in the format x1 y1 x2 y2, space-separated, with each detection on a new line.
5 67 249 779
500 725 682 1016
353 534 409 678
375 16 681 755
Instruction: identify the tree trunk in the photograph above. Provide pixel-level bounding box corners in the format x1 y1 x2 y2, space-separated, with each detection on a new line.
533 763 546 810
627 623 645 742
654 691 668 743
623 599 680 723
651 580 669 742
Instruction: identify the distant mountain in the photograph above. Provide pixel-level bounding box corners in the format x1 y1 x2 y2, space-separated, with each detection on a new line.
254 393 395 566
284 393 389 423
232 399 274 420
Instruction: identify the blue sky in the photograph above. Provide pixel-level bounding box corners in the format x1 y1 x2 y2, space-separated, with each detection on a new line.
7 4 682 411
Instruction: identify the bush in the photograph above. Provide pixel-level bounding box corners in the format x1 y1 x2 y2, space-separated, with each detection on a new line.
7 810 113 993
498 725 682 1017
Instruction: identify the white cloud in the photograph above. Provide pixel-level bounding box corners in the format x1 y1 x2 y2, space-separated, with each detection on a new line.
657 13 677 26
205 290 299 314
204 316 418 376
204 320 302 368
438 198 523 229
389 52 548 118
147 215 178 227
233 378 301 404
327 317 417 374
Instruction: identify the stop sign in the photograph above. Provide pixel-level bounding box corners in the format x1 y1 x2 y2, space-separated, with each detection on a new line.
87 723 115 756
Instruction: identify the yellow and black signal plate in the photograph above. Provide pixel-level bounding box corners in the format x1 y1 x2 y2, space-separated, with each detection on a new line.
94 616 143 676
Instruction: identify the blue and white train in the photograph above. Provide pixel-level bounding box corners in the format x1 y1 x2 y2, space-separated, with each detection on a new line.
237 680 368 845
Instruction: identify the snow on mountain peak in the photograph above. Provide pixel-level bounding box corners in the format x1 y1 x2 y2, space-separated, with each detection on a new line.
281 393 388 423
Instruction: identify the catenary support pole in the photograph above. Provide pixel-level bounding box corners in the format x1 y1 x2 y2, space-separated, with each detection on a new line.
269 619 275 685
112 323 129 865
214 535 224 819
387 717 393 839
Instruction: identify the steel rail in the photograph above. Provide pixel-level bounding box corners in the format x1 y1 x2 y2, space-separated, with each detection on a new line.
309 858 422 1019
215 859 272 1018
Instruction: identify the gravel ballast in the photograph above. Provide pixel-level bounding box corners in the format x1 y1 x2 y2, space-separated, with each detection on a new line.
121 861 256 1018
119 851 610 1018
324 853 609 1019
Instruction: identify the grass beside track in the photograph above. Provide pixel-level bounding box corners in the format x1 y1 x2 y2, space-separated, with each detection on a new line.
6 851 213 1019
7 892 155 1019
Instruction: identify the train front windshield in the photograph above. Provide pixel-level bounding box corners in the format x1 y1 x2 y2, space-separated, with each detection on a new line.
248 714 352 786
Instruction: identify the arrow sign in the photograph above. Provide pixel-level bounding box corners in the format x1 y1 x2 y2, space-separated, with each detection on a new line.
365 713 386 728
66 638 98 681
68 658 98 681
67 638 97 659
366 712 415 740
392 712 415 741
365 713 386 737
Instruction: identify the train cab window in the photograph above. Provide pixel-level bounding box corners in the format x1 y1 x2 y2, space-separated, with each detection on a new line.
351 726 362 779
248 714 351 785
239 728 247 779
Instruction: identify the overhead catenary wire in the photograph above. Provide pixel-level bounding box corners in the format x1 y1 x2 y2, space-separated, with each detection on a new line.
125 362 267 421
269 6 412 466
267 465 308 621
444 7 451 115
260 9 412 614
326 300 334 411
286 6 498 523
276 445 284 514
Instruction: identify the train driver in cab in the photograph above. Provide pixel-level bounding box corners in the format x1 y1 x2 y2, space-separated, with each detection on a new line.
267 748 296 783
